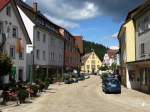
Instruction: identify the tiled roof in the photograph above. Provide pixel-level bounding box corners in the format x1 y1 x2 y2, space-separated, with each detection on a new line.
126 0 150 21
107 49 118 59
0 0 10 11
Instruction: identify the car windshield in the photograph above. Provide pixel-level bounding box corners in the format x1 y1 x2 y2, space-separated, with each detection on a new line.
110 79 119 84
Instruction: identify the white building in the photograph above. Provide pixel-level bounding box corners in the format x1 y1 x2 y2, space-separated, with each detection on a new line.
103 48 119 67
17 1 64 81
0 0 31 83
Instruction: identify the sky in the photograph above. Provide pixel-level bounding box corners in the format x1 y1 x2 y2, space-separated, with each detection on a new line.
24 0 143 48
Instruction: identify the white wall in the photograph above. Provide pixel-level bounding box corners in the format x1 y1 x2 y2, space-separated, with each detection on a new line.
0 3 27 81
18 5 64 69
17 6 34 53
48 33 64 67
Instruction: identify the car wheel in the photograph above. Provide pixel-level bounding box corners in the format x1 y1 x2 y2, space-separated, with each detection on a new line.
118 91 121 94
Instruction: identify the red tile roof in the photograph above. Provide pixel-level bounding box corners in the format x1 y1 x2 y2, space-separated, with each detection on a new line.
0 0 10 11
107 49 118 59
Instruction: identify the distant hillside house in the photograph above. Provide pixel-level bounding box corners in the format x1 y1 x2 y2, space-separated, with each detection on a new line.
81 51 102 74
103 49 119 67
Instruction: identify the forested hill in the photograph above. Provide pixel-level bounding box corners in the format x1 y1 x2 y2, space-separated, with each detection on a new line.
83 40 107 61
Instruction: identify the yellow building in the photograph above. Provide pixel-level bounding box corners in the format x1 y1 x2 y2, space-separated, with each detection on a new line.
118 1 150 93
81 51 102 74
118 19 136 88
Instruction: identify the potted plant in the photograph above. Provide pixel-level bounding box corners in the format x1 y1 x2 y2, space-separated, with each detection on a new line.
18 86 28 104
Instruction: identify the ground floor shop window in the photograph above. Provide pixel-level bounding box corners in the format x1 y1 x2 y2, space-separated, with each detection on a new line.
129 70 135 81
141 68 150 85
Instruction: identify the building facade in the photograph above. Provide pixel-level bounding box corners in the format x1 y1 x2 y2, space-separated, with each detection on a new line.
81 51 102 74
59 29 81 72
0 0 31 83
17 1 64 81
74 36 84 55
103 49 119 67
118 1 150 93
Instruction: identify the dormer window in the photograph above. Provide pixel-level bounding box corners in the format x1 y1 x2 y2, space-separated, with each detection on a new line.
6 6 11 16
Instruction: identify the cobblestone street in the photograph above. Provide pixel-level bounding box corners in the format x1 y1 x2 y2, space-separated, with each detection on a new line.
1 76 150 112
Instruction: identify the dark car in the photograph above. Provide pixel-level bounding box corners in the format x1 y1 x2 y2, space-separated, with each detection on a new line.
78 75 85 81
102 77 121 94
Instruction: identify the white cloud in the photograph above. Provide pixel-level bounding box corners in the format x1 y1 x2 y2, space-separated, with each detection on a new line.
44 14 79 29
26 0 142 21
27 0 99 21
65 2 99 20
110 46 119 50
112 33 118 38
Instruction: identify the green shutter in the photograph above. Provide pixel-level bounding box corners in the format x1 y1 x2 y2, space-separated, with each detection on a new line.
11 66 16 79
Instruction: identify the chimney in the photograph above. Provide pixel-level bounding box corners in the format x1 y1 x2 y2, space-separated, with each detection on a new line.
33 2 38 12
59 28 65 37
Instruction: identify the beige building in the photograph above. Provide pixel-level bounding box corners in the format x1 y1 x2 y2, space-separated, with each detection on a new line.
118 0 150 93
81 51 102 74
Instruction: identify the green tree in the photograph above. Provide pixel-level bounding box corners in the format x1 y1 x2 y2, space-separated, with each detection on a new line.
0 53 12 76
83 40 107 60
99 65 109 71
111 63 117 72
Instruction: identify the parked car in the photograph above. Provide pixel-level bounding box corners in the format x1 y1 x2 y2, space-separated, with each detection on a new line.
102 77 121 94
72 78 78 83
85 74 90 79
64 79 71 84
78 75 85 81
63 73 72 84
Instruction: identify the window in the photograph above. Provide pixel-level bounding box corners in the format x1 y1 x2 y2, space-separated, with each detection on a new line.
129 70 135 81
6 6 11 16
0 22 3 33
87 65 90 69
19 52 24 60
91 65 95 69
36 49 40 59
91 60 95 64
50 52 55 61
138 15 150 35
53 53 55 61
51 37 55 46
43 33 46 43
18 68 23 82
97 65 100 69
140 43 145 57
141 68 150 85
36 31 40 41
43 51 46 60
12 26 18 38
10 46 15 59
92 54 95 59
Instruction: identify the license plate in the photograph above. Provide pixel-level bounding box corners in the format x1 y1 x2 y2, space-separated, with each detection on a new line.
111 84 117 87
